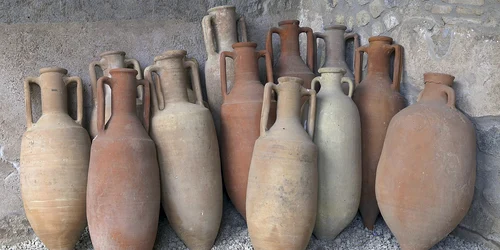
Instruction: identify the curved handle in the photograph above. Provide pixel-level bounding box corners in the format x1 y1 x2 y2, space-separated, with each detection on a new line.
124 58 142 79
237 16 248 42
299 27 315 71
311 76 321 96
260 82 275 136
439 84 456 108
144 65 163 111
354 46 368 85
342 77 355 98
23 77 39 128
258 50 274 83
220 51 234 102
96 76 111 134
184 58 204 107
266 27 282 69
301 87 317 138
202 15 217 56
64 76 84 125
137 79 151 132
391 44 404 91
345 33 360 72
314 32 326 73
89 61 101 102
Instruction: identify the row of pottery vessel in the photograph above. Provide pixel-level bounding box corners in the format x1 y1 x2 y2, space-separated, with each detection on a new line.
18 4 477 250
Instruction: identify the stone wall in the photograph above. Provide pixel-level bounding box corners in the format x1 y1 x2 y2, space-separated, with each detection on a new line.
0 0 499 249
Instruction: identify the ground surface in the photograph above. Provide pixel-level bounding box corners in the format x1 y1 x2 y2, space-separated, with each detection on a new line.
0 198 491 250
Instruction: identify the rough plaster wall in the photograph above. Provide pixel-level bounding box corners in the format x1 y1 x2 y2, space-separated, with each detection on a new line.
0 0 499 248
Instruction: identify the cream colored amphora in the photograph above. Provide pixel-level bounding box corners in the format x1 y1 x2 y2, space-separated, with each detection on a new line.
20 68 90 250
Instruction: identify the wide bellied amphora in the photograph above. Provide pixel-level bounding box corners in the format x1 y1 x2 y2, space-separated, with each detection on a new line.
352 36 404 230
311 68 361 240
88 51 142 138
266 20 314 98
202 5 247 135
145 50 222 250
376 73 476 250
87 69 160 250
20 68 89 250
219 42 275 219
246 77 318 250
314 25 359 94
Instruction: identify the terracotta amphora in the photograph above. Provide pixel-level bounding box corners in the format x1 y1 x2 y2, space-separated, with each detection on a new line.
89 51 142 138
311 67 361 240
314 25 359 94
219 42 275 219
87 69 160 250
352 36 405 230
376 73 476 250
246 77 318 250
145 50 222 250
202 5 247 135
266 20 314 96
20 68 90 250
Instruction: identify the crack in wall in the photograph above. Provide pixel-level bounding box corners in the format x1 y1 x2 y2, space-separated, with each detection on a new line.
0 145 20 181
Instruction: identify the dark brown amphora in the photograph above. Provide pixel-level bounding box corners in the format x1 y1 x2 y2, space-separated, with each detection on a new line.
220 42 275 219
376 73 476 250
314 25 359 94
352 36 405 230
87 69 160 250
266 20 315 93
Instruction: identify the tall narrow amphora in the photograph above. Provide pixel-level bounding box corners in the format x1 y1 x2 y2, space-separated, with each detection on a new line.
20 67 90 250
352 36 405 230
376 73 476 250
314 25 359 94
88 51 142 138
246 77 318 250
145 50 222 250
266 20 314 100
220 42 275 219
202 5 247 135
311 67 361 240
87 69 160 250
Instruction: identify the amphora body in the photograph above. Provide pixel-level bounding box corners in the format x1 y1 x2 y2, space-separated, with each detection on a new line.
376 73 476 250
20 68 90 250
352 36 405 229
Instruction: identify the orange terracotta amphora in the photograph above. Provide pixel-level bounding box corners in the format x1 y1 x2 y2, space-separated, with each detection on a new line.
352 36 405 230
87 69 160 250
376 73 476 250
219 42 275 219
20 68 90 250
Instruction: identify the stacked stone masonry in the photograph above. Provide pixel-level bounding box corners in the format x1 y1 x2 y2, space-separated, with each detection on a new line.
0 0 499 249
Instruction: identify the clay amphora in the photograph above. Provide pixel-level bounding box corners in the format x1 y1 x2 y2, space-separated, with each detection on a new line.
266 20 314 95
87 69 160 250
246 77 318 250
352 36 404 230
89 51 142 138
219 42 275 219
20 68 90 250
145 50 222 250
311 67 361 240
314 25 359 94
376 73 476 250
202 5 247 135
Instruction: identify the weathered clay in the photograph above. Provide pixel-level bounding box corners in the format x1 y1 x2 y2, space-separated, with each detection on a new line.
87 69 160 250
267 20 315 103
246 77 317 250
20 67 90 250
88 51 142 138
220 42 275 219
145 50 222 250
376 73 476 250
202 5 247 135
352 36 405 230
314 25 359 94
311 67 361 240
